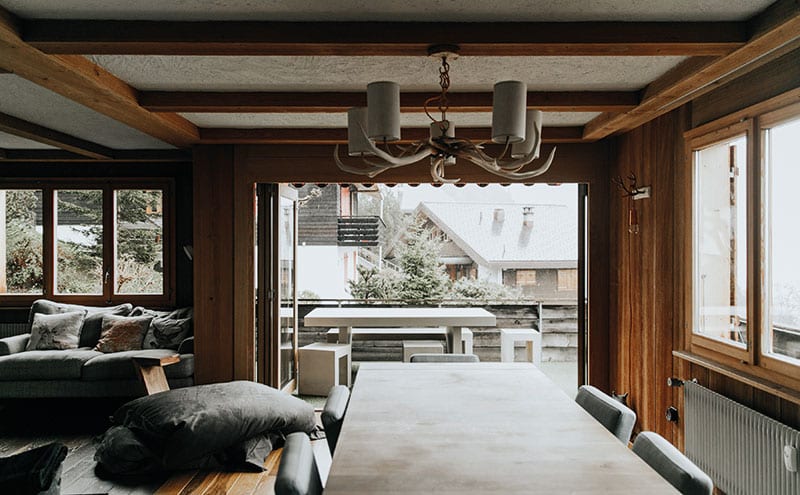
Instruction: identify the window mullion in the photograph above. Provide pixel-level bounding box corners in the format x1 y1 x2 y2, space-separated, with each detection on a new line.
103 185 115 303
747 118 761 365
43 186 55 299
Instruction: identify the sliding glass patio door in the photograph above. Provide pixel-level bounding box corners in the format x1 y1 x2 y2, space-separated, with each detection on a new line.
256 184 298 390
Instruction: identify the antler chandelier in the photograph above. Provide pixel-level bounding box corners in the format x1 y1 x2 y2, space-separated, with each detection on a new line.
334 45 556 183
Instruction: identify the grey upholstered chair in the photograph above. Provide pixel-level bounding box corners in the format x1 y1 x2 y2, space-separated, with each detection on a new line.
574 385 636 444
632 431 713 495
322 385 350 454
409 353 480 363
274 432 323 495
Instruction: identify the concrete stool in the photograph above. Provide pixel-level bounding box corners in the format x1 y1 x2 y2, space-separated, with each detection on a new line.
403 340 443 362
461 328 474 354
299 343 351 396
500 328 542 366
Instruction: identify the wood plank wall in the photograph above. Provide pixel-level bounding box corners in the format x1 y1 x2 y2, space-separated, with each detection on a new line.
608 106 690 445
193 145 236 383
608 49 800 449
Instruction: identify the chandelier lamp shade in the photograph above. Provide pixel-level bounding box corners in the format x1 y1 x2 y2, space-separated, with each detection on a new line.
334 45 556 183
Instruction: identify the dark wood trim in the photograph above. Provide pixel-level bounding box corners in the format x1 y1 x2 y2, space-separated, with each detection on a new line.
675 351 800 405
23 20 745 56
141 91 639 113
0 7 198 147
0 111 114 159
0 149 191 162
199 126 586 144
583 2 800 140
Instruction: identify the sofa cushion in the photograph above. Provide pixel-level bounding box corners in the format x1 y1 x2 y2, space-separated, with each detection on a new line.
28 300 134 348
82 350 194 381
130 307 193 350
27 311 86 351
95 315 152 353
0 349 102 380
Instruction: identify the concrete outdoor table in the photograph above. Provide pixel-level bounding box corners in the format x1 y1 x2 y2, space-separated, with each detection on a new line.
303 307 496 354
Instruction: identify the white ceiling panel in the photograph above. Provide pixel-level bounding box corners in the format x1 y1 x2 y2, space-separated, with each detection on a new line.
0 131 57 149
88 55 686 92
182 111 599 128
0 0 774 22
0 74 174 149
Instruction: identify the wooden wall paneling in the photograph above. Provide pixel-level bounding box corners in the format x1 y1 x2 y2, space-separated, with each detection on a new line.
232 157 256 381
691 47 800 127
608 108 691 442
193 145 235 384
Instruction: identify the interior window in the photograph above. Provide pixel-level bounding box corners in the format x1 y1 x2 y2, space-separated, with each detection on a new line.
115 189 164 295
763 116 800 363
693 135 748 348
0 189 44 295
55 189 104 295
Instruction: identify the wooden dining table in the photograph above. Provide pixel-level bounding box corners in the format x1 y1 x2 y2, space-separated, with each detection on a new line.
324 363 678 494
303 307 496 354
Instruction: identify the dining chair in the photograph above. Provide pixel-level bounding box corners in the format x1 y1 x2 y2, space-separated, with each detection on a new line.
322 385 350 454
409 353 480 363
632 431 713 495
574 385 637 444
274 432 323 495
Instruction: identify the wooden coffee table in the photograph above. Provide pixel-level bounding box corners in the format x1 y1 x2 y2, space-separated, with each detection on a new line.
132 355 180 395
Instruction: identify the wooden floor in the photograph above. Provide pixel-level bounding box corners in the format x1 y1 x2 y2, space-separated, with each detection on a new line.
0 399 330 495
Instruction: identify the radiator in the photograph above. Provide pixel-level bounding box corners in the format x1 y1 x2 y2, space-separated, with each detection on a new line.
685 381 800 495
0 322 28 339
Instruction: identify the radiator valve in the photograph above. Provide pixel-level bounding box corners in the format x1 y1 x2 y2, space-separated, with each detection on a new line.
665 406 679 423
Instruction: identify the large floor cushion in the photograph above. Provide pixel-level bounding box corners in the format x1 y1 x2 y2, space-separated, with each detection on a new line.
0 349 102 380
96 381 316 473
82 350 194 381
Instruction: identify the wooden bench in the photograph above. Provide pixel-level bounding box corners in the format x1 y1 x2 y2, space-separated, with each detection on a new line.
326 328 473 353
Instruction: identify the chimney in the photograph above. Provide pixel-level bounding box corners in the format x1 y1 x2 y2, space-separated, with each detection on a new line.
523 207 534 228
493 208 505 222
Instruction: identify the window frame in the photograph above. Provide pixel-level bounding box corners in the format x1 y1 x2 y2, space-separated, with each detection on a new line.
756 102 800 379
687 119 755 364
684 97 800 387
0 178 175 308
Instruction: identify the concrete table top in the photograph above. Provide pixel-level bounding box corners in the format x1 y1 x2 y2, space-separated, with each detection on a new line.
303 307 496 354
324 363 678 494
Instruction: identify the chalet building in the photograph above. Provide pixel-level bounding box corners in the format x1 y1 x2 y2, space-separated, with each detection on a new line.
0 1 799 493
406 202 578 300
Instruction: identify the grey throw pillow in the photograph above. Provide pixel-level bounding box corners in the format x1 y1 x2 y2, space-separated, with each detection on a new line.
28 299 134 348
27 311 87 351
131 306 193 350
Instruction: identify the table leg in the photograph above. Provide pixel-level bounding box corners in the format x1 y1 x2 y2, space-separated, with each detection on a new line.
338 326 352 345
447 326 464 354
133 362 170 395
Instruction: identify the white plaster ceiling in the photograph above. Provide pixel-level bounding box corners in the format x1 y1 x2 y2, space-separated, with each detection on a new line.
0 0 774 22
0 131 57 149
182 111 600 128
88 55 687 92
0 75 174 149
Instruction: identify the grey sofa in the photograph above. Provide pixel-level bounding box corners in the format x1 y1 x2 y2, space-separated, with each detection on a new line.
0 300 194 398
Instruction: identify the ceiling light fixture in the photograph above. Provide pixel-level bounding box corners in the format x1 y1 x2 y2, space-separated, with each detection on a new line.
334 44 556 183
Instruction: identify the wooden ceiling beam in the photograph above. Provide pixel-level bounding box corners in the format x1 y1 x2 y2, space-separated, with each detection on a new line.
24 20 745 56
0 7 198 148
0 149 191 162
583 0 800 140
0 111 114 159
141 91 638 113
198 126 585 144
